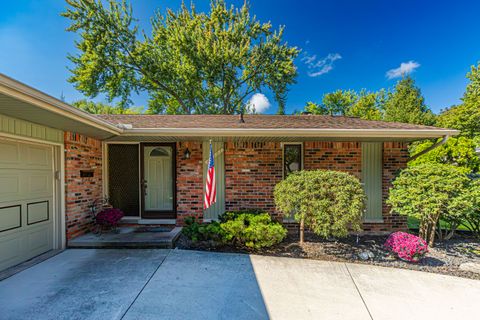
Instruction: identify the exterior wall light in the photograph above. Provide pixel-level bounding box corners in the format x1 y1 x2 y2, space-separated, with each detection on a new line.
183 148 191 160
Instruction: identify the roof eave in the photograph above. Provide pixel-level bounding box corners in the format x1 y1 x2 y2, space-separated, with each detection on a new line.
120 128 459 139
0 73 123 135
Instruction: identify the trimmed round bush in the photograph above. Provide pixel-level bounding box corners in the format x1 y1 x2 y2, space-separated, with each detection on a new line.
274 170 366 241
384 232 428 262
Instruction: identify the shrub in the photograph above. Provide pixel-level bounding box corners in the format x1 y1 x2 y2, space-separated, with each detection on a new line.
221 213 287 249
219 209 264 223
387 163 470 246
274 170 365 243
182 217 226 242
95 208 124 227
450 179 480 239
384 232 428 262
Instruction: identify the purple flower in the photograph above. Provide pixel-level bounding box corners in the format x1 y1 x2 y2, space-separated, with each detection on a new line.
96 208 124 227
384 232 428 262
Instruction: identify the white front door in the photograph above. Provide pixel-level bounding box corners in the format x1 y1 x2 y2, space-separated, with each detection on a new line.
143 145 174 218
0 138 55 271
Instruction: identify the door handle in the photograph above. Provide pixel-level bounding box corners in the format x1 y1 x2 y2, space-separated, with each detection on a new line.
141 179 148 196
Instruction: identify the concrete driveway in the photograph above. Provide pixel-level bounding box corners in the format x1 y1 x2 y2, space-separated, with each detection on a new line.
0 249 479 320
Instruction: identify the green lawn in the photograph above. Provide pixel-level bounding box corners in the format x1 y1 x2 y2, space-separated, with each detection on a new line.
407 216 470 231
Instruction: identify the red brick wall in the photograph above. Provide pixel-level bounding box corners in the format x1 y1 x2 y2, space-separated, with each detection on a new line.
363 142 409 233
176 141 204 225
62 137 407 234
64 132 103 240
304 141 361 178
221 140 408 233
225 141 283 215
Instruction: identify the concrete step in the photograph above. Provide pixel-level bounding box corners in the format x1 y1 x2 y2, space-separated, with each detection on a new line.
68 227 182 249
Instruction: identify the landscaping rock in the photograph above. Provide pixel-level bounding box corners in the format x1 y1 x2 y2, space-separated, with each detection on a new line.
459 262 480 274
177 233 480 280
358 250 375 260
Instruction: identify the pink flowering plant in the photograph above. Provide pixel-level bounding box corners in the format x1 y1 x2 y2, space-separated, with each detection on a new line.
384 232 428 262
95 208 124 228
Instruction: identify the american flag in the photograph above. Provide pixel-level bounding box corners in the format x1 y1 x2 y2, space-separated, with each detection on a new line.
204 143 216 209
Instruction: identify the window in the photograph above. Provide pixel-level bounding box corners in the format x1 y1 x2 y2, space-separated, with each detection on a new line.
283 143 302 177
150 147 171 157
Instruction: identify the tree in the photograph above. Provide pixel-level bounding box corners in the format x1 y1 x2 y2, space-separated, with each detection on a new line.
409 136 480 173
302 89 384 120
72 99 142 114
303 101 328 115
346 89 383 120
451 179 480 238
63 0 298 114
437 63 480 138
437 104 480 138
383 76 435 125
302 90 356 116
387 163 470 246
274 170 365 243
321 90 357 115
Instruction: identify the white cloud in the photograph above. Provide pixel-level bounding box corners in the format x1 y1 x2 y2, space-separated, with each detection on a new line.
247 93 271 113
301 52 342 77
386 61 420 79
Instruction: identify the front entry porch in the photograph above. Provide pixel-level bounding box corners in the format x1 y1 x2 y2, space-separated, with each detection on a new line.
105 140 226 225
68 226 182 249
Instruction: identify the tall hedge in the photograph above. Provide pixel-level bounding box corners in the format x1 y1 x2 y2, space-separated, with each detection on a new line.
274 170 366 242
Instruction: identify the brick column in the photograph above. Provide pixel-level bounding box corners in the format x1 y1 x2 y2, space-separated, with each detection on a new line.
64 132 103 239
176 141 203 225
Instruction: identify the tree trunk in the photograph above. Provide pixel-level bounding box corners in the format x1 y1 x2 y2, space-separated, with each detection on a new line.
429 218 438 247
299 218 305 244
419 221 427 240
436 220 443 242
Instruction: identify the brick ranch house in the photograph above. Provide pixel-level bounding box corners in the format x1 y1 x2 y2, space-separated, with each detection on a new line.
0 73 458 271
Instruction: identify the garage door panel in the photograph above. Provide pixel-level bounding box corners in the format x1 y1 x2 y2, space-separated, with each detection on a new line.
0 205 21 232
0 173 21 201
0 171 52 203
27 224 53 253
0 140 20 165
0 141 52 170
0 137 56 272
0 236 22 270
28 174 52 195
27 201 49 225
25 144 52 169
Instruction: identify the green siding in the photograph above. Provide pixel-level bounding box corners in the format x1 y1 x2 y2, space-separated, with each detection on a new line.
203 141 225 221
0 114 63 144
361 142 383 221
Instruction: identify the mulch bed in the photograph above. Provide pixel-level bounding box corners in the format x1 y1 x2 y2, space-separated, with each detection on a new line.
176 232 480 280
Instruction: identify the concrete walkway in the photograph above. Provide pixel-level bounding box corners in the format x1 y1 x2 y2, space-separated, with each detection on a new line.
0 249 478 320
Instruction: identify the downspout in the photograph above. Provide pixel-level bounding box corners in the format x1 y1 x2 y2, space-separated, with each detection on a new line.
408 135 450 162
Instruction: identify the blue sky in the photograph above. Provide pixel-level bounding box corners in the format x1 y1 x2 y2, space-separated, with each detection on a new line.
1 0 479 114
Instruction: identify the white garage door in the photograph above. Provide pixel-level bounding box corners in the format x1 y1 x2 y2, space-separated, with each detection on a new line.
0 138 55 271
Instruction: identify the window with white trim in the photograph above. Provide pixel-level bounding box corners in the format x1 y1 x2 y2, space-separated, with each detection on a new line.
282 143 303 222
283 143 303 177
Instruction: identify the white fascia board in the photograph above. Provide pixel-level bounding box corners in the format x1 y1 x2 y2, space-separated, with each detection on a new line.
0 73 123 135
121 127 459 139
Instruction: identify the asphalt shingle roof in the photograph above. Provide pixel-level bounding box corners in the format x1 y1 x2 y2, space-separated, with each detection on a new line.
95 114 449 131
